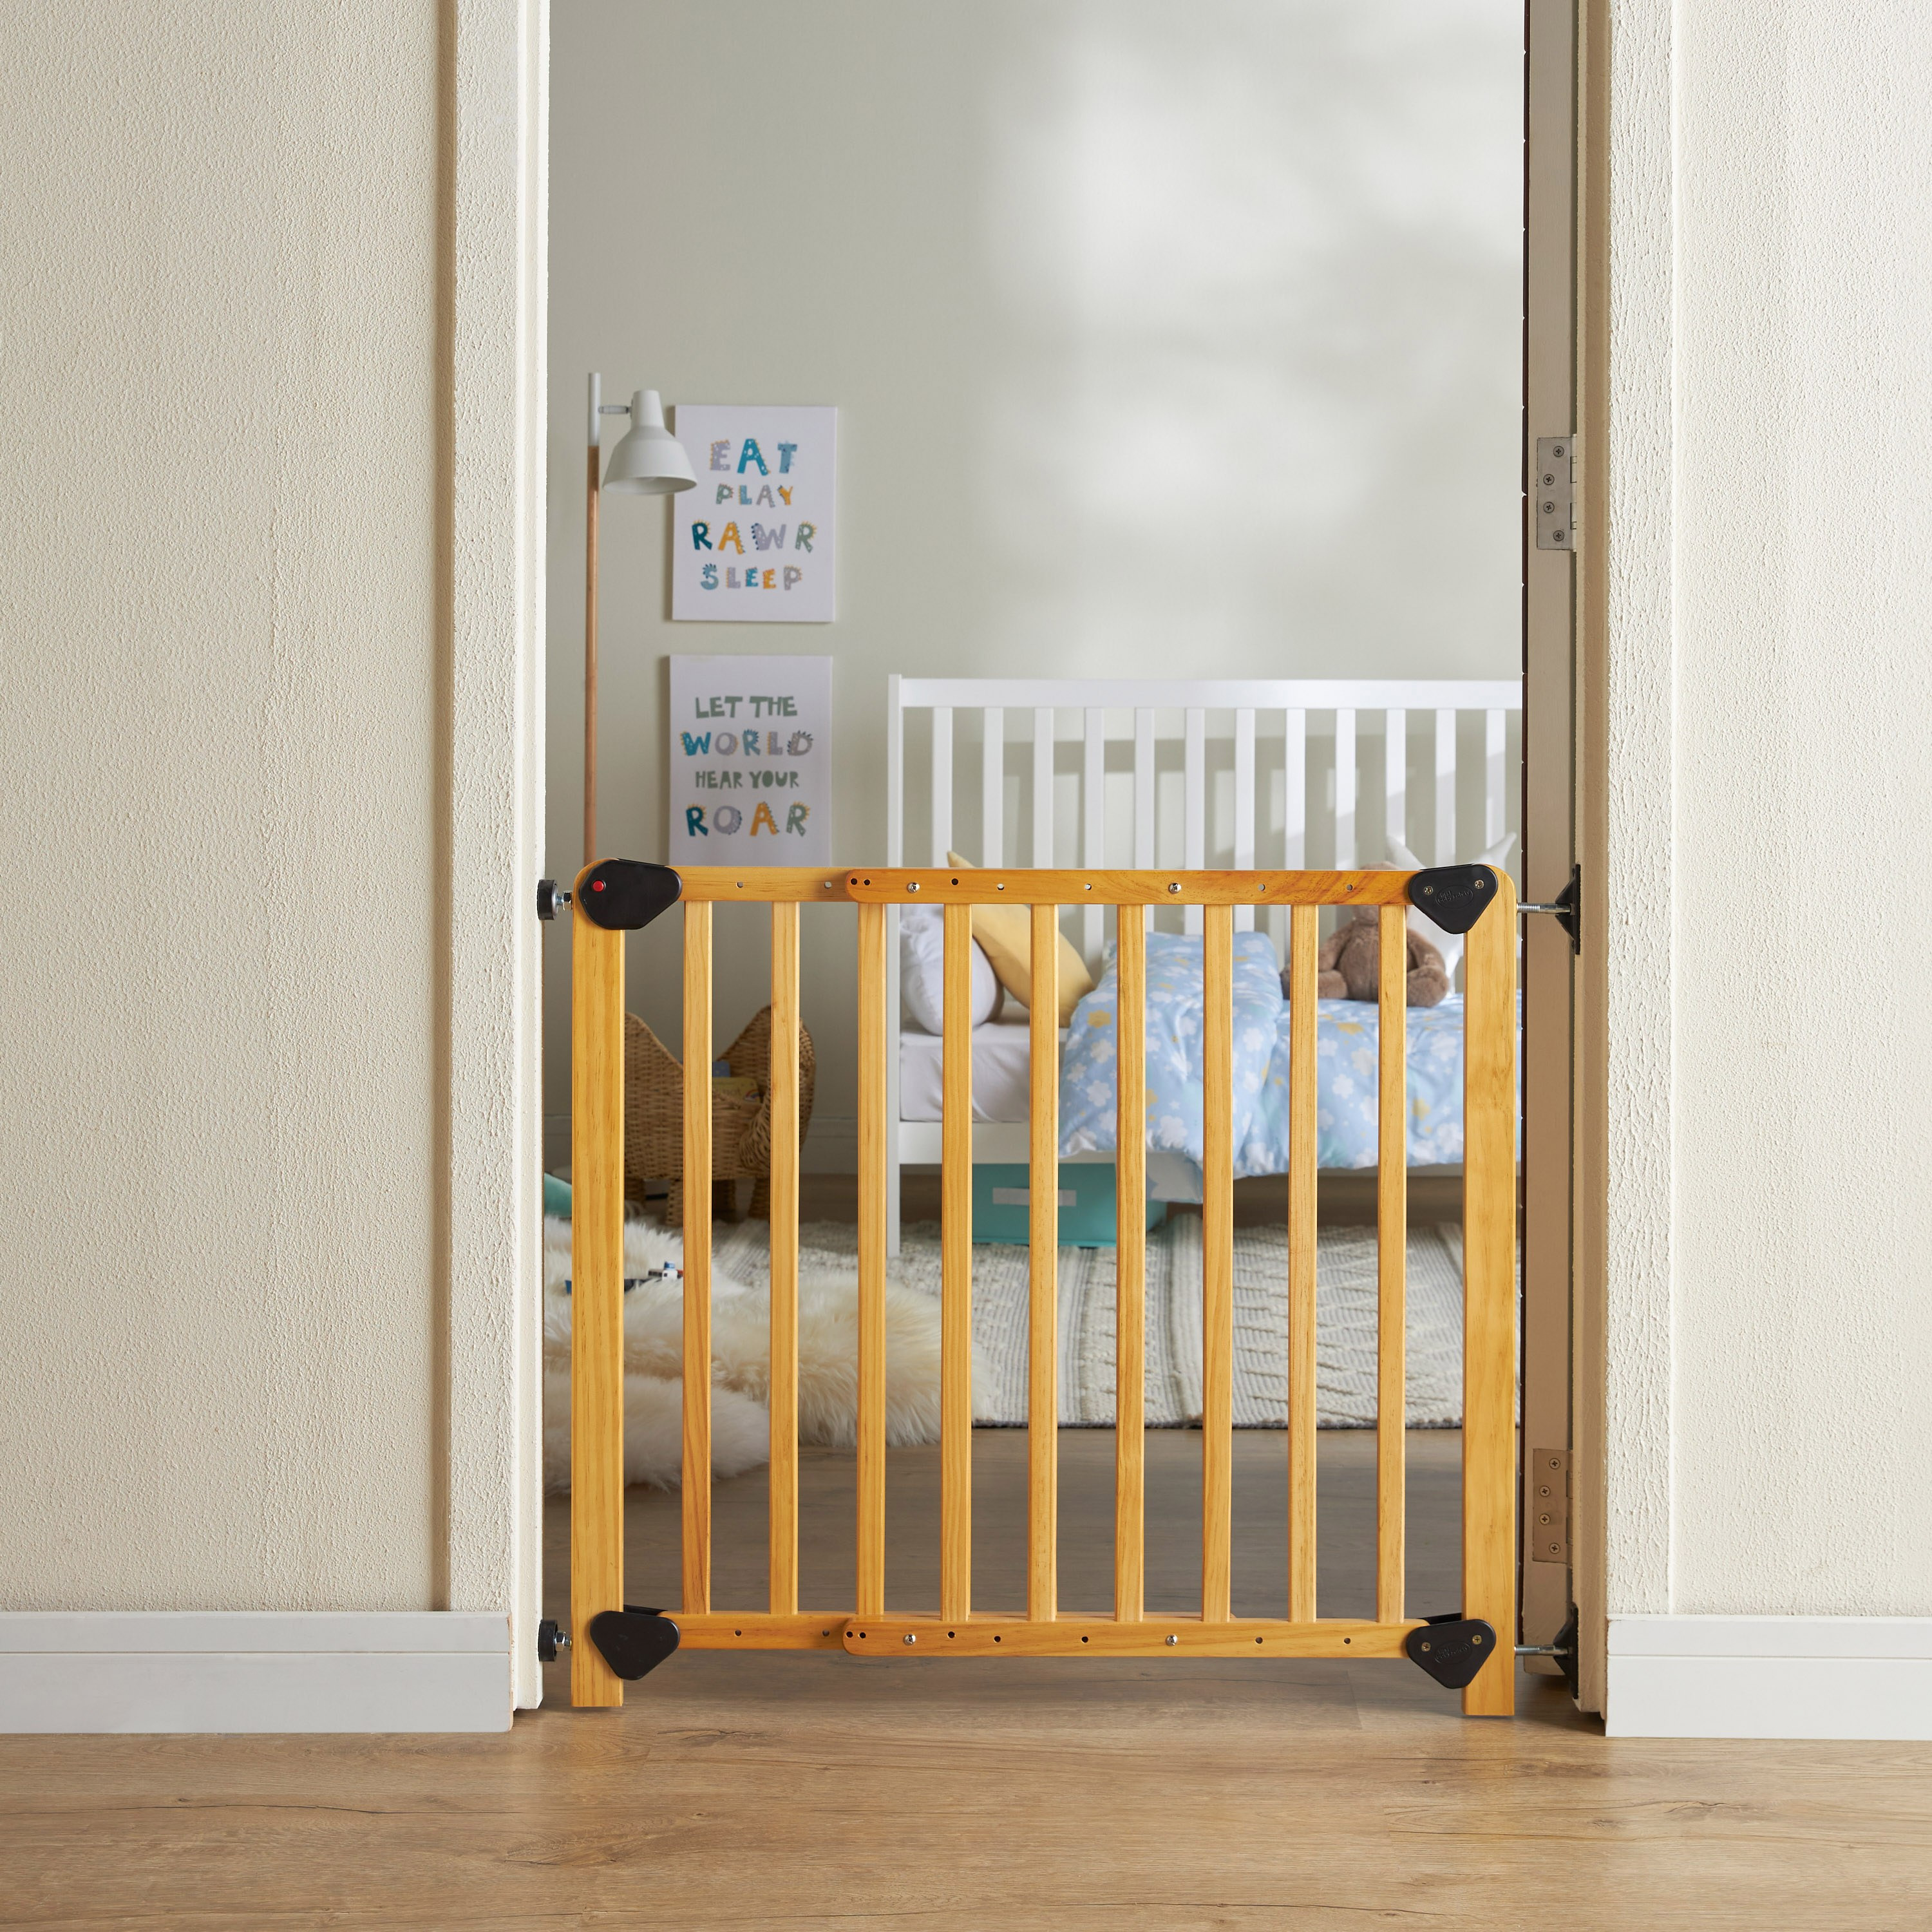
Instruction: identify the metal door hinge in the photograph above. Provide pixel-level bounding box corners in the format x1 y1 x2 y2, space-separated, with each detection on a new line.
1519 863 1580 953
1529 1447 1570 1565
1534 435 1576 551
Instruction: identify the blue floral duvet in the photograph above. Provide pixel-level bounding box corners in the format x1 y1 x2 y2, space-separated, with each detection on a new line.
1058 931 1502 1174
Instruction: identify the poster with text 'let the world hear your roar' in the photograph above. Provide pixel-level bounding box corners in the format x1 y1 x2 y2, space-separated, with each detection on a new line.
668 655 833 867
670 405 836 623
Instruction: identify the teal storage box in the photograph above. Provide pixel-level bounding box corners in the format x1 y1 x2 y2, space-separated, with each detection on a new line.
970 1162 1166 1247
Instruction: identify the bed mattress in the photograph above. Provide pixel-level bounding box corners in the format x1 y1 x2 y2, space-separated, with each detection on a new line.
898 1016 1050 1122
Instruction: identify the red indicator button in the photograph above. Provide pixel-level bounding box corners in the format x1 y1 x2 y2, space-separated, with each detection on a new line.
591 880 605 891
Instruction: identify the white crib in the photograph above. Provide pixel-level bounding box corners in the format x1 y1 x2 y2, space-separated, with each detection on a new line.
884 676 1522 1238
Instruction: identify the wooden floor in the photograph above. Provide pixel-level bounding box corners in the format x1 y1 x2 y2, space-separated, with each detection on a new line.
6 1432 1929 1929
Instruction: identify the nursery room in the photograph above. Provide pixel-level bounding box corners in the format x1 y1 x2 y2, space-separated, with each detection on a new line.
540 0 1559 1707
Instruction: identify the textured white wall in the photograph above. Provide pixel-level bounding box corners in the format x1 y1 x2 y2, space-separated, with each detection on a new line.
0 3 456 1612
1605 0 1932 1620
543 0 1524 1145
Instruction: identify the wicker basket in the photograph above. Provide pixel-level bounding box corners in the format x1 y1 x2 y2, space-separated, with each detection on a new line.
623 1004 815 1226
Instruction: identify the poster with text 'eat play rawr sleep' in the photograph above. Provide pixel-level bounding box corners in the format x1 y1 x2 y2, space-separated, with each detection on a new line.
668 654 833 867
670 405 836 623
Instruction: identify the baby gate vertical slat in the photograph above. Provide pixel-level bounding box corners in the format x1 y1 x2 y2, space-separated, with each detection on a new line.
1200 904 1235 1624
1113 902 1147 1622
855 901 889 1618
1376 904 1407 1624
569 900 625 1707
1028 905 1059 1622
768 902 800 1616
681 902 714 1618
1384 709 1407 853
1286 903 1319 1620
1461 867 1519 1716
941 904 974 1623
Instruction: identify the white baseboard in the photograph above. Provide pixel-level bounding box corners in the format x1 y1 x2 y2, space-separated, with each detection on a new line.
0 1612 513 1734
1608 1616 1932 1739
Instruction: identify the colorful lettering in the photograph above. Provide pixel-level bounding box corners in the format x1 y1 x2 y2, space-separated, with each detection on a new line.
709 440 732 471
737 437 769 475
777 442 798 473
778 485 793 506
701 562 717 590
762 569 776 588
743 730 761 754
685 806 708 837
784 803 810 835
714 732 737 755
755 484 775 507
750 801 780 837
690 522 713 550
783 566 802 591
752 523 786 551
715 483 733 504
717 522 743 554
787 730 813 755
680 732 712 756
714 804 743 835
795 523 815 551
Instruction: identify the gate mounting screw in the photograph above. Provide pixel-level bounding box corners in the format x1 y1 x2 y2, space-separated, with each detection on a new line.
536 878 572 922
536 1618 571 1662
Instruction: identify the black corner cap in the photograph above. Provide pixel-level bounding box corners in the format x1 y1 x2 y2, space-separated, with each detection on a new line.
578 859 682 932
589 1606 681 1680
1407 865 1500 934
1405 1614 1499 1690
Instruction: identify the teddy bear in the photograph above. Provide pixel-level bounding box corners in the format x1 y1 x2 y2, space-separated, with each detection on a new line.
1311 906 1452 1007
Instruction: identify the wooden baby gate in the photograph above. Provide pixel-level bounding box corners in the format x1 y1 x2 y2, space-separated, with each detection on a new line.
563 860 1519 1717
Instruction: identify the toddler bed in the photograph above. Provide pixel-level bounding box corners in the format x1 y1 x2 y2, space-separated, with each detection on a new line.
887 676 1522 1238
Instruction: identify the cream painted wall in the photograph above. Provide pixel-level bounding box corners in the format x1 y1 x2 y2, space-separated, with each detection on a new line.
0 0 544 1656
1601 0 1932 1634
544 0 1524 1148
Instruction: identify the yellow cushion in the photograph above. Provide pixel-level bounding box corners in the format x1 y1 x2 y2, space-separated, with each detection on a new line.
945 851 1096 1025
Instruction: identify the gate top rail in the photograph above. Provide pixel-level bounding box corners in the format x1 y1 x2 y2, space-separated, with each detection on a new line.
667 864 1492 912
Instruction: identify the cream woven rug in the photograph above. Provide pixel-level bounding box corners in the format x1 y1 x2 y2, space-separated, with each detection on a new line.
707 1217 1466 1429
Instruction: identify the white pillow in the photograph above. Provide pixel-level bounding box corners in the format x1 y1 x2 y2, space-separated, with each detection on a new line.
1385 831 1518 976
899 905 1003 1034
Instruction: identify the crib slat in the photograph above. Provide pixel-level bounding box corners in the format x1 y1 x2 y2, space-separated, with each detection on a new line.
1384 709 1406 857
942 904 974 1624
1133 709 1155 868
1485 708 1506 848
1287 904 1318 1621
1233 708 1256 934
1082 708 1104 962
1184 708 1205 936
682 902 714 1618
1434 710 1456 864
1201 904 1235 1624
980 706 1003 866
1029 904 1059 1622
569 905 625 1707
1334 709 1357 869
931 706 953 866
1113 905 1147 1622
1376 904 1407 1624
1033 706 1054 866
1283 710 1307 867
1461 872 1519 1715
855 902 889 1618
768 903 800 1616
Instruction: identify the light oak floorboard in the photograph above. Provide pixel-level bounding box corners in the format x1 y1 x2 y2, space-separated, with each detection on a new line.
3 1434 1928 1931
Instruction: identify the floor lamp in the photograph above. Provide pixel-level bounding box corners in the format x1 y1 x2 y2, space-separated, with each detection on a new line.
585 374 696 857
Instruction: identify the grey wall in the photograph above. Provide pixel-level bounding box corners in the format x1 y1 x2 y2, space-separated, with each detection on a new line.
0 2 451 1609
545 0 1523 1156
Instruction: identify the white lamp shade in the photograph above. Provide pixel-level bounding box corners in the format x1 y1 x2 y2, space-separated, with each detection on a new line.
603 389 696 494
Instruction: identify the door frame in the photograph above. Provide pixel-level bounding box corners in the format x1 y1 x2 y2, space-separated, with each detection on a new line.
1520 0 1581 1682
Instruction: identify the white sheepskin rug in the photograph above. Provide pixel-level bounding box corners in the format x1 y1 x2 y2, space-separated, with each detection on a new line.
543 1217 986 1493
